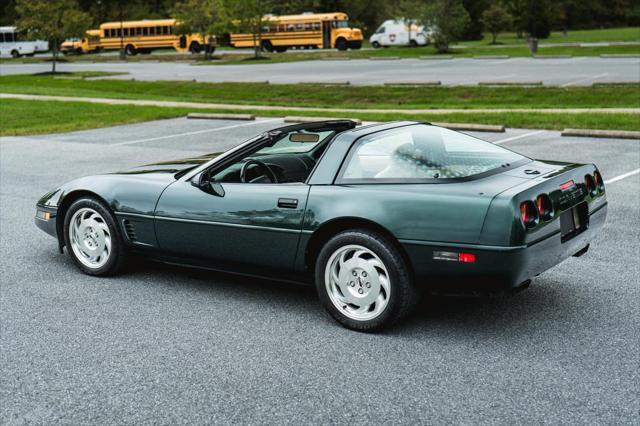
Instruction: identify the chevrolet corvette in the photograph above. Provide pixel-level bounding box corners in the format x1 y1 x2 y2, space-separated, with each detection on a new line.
35 121 607 330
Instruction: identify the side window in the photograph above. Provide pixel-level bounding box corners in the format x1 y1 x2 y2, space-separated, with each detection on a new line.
0 33 5 43
376 26 385 34
143 27 149 36
341 125 527 181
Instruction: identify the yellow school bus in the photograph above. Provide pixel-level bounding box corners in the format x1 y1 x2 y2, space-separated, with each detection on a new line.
98 19 215 55
61 29 102 54
230 12 363 52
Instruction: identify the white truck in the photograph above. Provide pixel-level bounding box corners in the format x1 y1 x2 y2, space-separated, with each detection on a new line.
369 20 433 48
0 26 48 58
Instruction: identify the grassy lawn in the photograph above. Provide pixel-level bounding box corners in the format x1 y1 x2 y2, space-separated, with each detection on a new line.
2 74 639 110
461 27 640 46
2 98 638 137
0 98 197 136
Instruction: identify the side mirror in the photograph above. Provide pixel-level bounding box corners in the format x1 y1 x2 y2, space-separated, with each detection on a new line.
191 171 225 197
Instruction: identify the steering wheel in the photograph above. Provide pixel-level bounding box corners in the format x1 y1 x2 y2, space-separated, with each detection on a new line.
240 159 278 184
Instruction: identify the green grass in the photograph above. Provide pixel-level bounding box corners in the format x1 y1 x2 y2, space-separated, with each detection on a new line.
462 26 640 46
0 98 199 136
2 98 638 137
2 74 638 110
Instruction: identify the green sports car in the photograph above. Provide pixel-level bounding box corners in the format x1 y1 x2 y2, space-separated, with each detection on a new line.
35 121 607 331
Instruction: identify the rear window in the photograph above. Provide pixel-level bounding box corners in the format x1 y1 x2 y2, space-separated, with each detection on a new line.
341 124 528 182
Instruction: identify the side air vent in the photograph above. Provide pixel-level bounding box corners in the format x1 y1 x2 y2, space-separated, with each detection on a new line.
122 219 137 242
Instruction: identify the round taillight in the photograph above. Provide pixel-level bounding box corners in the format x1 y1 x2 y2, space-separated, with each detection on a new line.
520 200 539 229
593 171 605 193
584 174 597 196
536 194 554 220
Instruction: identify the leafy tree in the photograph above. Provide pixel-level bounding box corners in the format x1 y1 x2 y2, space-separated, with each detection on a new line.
16 0 91 73
391 0 428 46
224 0 274 59
172 0 226 58
481 3 512 44
461 0 491 40
426 0 470 53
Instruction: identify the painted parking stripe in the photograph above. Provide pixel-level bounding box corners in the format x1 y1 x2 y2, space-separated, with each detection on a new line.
561 72 608 87
493 130 547 144
112 118 282 146
605 168 640 184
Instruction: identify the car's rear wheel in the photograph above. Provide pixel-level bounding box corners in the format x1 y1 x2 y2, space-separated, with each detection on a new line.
315 229 419 331
64 198 127 276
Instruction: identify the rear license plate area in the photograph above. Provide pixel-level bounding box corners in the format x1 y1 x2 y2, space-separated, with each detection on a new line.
560 202 589 243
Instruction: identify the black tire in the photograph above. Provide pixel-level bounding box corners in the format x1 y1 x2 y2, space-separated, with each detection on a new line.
335 38 348 51
274 46 287 53
125 44 137 56
63 197 128 277
11 50 20 58
409 39 418 47
371 41 381 49
261 40 274 53
189 41 202 53
314 229 420 331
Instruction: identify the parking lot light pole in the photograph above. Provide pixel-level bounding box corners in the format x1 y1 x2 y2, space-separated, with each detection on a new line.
119 1 125 60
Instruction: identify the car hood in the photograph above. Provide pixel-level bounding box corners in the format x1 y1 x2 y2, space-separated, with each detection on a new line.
117 152 219 175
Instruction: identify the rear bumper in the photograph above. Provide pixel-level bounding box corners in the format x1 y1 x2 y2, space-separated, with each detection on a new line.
403 202 607 293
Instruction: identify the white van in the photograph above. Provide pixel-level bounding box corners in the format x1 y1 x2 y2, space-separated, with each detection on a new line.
369 20 432 48
0 26 48 58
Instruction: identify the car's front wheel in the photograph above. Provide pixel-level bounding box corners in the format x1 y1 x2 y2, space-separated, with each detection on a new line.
64 198 127 276
315 229 420 331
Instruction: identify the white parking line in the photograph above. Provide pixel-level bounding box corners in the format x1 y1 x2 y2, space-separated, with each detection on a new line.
493 130 547 144
605 168 640 184
112 118 282 146
561 72 608 87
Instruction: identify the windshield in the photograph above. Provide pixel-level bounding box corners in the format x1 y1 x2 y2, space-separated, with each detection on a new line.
341 124 528 182
333 20 350 28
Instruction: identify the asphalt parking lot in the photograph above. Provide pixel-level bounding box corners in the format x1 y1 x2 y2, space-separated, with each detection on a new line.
1 118 638 424
2 56 639 86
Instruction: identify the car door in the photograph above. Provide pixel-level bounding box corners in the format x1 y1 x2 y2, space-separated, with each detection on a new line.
154 180 310 271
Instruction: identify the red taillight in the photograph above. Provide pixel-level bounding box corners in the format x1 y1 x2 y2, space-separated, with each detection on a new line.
559 180 575 191
520 200 538 229
536 193 553 220
593 171 605 193
458 253 476 263
584 174 596 196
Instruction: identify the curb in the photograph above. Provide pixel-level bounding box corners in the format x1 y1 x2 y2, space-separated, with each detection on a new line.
600 54 640 58
222 80 269 84
284 116 362 125
533 55 572 59
321 57 350 61
419 55 453 60
478 81 543 86
187 112 255 121
473 55 509 59
384 81 441 86
299 81 350 86
369 56 400 60
432 122 505 133
561 128 640 140
592 81 639 86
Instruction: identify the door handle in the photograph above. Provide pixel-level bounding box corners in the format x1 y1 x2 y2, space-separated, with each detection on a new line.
277 198 298 209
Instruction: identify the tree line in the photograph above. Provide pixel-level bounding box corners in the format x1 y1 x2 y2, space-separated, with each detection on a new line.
4 0 638 73
2 0 638 38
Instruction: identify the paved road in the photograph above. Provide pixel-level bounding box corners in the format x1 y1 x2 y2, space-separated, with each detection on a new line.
2 56 639 86
1 118 639 424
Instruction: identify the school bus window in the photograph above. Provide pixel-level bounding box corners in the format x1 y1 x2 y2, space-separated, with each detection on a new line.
143 27 148 36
